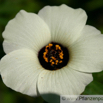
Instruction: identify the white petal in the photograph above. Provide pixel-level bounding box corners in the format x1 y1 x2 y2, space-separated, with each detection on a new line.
0 49 44 96
37 68 93 103
68 25 103 73
38 4 87 46
3 10 51 54
75 25 101 39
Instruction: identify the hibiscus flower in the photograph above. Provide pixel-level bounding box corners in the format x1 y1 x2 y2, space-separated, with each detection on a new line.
0 4 103 103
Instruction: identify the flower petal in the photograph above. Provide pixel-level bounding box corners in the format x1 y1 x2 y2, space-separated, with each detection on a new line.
68 25 103 73
3 10 51 54
0 49 44 96
38 4 87 46
37 68 93 103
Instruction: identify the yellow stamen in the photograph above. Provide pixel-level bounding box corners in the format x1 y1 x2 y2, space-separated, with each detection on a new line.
51 56 56 60
50 59 53 63
59 51 63 59
56 60 59 65
59 60 62 63
55 45 61 50
43 43 64 66
51 61 55 66
43 52 48 62
49 43 53 48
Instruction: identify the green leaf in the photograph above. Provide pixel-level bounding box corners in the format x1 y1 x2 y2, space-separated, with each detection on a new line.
83 81 103 95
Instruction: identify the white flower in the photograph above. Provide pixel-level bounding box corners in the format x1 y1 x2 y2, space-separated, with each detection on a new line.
0 4 103 103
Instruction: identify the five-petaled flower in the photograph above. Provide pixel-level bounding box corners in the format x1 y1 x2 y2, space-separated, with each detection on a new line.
0 4 103 103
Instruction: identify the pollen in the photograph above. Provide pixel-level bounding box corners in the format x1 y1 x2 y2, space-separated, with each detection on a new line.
43 43 64 66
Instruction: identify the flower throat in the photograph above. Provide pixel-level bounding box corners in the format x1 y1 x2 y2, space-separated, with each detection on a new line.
38 42 69 70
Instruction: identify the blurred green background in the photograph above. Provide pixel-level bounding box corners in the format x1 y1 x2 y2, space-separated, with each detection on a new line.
0 0 103 103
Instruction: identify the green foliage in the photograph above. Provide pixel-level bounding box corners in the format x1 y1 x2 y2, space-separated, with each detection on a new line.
0 0 103 103
83 81 103 94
